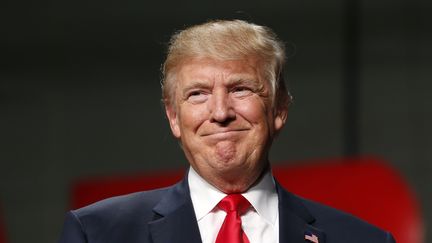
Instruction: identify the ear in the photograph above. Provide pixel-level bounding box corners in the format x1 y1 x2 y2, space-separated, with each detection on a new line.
165 104 181 138
274 106 288 133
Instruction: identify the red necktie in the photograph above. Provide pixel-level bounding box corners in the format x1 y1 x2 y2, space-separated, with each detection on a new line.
216 194 251 243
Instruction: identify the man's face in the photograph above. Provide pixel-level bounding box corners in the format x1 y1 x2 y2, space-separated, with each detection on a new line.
165 57 287 193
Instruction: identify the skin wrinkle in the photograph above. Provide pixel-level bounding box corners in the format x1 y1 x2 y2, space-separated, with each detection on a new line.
215 141 236 163
164 56 274 109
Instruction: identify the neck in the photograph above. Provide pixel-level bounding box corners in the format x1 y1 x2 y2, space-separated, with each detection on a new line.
204 162 270 194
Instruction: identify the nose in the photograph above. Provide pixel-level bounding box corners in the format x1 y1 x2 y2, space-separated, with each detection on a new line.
209 90 236 123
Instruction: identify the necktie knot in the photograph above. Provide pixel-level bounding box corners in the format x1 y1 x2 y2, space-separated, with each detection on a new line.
216 194 251 243
218 194 251 215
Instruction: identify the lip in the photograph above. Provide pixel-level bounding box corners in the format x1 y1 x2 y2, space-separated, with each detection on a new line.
201 129 249 138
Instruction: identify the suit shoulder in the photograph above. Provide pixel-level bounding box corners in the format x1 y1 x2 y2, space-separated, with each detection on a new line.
297 196 394 242
65 186 176 242
60 181 192 243
72 186 171 225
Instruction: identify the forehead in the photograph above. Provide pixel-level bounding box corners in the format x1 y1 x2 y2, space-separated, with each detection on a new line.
176 57 263 85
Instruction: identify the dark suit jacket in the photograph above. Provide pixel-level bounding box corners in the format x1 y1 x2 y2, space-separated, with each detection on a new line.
58 177 395 243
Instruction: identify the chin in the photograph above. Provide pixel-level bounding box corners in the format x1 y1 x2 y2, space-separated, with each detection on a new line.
211 157 248 171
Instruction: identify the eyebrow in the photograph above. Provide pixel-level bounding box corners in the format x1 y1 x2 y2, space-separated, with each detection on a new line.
227 76 265 93
227 77 259 86
181 81 212 94
180 74 263 94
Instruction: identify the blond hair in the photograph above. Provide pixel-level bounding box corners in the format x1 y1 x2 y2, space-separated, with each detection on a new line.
161 19 291 111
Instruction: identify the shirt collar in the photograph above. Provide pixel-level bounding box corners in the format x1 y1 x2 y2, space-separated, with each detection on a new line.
188 167 226 221
242 169 278 226
188 166 278 226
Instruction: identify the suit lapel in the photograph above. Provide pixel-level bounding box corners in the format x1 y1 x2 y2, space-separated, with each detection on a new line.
276 181 326 243
148 178 202 243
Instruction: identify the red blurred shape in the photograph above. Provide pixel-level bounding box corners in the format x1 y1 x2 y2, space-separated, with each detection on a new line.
273 157 424 243
71 169 185 209
0 209 6 243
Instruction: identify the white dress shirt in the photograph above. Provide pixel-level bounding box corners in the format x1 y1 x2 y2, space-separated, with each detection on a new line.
188 167 279 243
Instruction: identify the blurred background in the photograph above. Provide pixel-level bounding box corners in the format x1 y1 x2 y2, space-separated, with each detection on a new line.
1 0 431 242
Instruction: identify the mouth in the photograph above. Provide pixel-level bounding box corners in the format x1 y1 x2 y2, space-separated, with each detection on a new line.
201 129 249 138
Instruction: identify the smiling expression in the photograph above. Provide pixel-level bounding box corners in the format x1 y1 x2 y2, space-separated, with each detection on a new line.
165 57 287 193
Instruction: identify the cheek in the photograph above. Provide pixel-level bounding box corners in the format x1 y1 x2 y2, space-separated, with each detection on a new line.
233 98 269 124
179 104 208 130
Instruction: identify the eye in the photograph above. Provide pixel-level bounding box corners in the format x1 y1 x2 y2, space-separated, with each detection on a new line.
233 86 249 92
189 90 202 97
232 86 253 97
187 90 208 103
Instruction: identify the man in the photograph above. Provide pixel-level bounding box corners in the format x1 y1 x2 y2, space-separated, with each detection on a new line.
58 20 395 243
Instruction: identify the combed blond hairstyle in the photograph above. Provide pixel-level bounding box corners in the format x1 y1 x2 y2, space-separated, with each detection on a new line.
161 19 291 111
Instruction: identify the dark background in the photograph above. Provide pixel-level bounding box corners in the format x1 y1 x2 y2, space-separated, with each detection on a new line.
1 0 431 242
